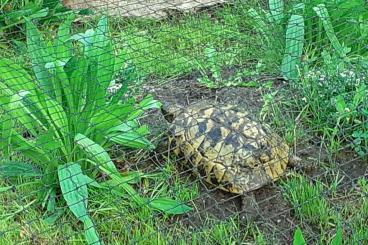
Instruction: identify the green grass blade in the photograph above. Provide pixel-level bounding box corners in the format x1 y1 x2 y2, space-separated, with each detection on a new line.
281 14 305 80
58 162 103 245
0 161 42 178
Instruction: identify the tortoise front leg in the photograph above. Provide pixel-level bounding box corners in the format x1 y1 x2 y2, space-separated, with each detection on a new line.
239 192 260 224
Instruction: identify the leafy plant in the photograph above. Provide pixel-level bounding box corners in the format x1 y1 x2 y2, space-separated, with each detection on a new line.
0 0 72 32
0 14 191 244
292 49 368 155
288 0 368 56
195 45 267 88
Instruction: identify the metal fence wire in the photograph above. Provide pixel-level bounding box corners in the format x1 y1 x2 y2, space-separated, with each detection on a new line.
0 0 367 244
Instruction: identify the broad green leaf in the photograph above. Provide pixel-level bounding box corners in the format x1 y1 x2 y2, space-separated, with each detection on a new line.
75 134 145 205
11 132 51 164
0 161 42 178
29 7 49 19
58 162 102 245
42 94 69 136
127 95 161 120
0 112 13 157
293 227 307 245
22 92 68 156
25 17 53 93
313 4 350 58
149 198 192 215
84 217 104 245
89 110 124 135
69 29 95 51
64 56 88 129
58 162 88 220
8 91 46 135
45 61 74 114
74 133 119 175
269 0 284 24
55 13 75 62
108 132 155 150
0 58 36 92
281 14 305 80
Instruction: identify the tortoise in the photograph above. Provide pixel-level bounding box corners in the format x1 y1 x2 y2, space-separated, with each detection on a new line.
162 101 300 220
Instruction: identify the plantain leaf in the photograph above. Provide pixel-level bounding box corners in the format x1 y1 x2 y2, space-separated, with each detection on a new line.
108 132 155 150
25 17 53 93
74 133 119 175
281 14 305 80
55 13 75 62
0 161 42 178
0 112 13 157
313 4 350 58
75 134 146 205
8 91 46 136
11 131 51 164
58 162 103 245
269 0 284 24
127 95 162 120
0 58 36 92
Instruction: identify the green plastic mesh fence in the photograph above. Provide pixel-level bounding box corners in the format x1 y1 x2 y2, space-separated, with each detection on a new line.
0 0 367 244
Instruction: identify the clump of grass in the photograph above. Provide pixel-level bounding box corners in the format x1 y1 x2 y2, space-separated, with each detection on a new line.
282 175 333 226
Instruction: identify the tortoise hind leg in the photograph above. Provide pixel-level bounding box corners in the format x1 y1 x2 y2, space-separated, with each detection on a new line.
239 192 260 224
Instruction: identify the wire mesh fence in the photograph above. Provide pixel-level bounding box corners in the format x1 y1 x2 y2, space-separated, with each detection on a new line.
0 0 367 244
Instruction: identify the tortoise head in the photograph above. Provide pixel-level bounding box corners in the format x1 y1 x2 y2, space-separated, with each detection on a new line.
161 102 184 123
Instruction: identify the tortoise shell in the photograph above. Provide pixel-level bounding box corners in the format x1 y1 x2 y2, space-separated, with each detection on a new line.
167 102 290 194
